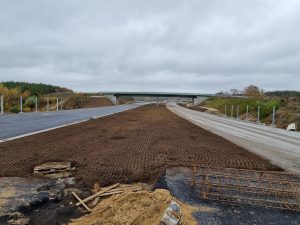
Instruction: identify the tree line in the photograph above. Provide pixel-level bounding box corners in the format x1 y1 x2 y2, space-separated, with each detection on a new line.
1 81 72 96
265 90 300 97
217 85 300 98
0 81 73 113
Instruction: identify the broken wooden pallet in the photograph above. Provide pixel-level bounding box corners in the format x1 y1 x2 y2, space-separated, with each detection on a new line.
33 161 75 176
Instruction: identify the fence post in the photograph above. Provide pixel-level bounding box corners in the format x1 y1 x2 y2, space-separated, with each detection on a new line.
56 98 59 111
35 97 38 112
257 106 260 123
246 105 249 120
60 98 63 110
236 105 239 119
20 96 23 113
272 106 276 127
225 105 227 117
231 105 234 118
1 95 3 115
47 97 49 112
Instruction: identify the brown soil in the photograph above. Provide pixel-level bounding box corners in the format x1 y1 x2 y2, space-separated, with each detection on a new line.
0 105 280 187
266 96 300 129
80 97 113 108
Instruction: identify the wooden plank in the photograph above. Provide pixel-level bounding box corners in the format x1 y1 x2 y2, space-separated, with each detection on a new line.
76 183 120 206
96 188 141 197
110 186 142 192
72 192 91 212
98 190 124 196
34 168 70 174
92 197 100 206
34 162 71 171
94 187 142 198
119 184 141 188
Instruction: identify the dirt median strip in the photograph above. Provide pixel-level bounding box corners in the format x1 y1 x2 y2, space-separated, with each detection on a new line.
0 105 281 187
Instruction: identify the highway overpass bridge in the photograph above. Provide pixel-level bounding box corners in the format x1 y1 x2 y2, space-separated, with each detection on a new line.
103 92 214 105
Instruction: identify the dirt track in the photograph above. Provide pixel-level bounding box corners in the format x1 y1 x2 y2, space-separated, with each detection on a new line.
0 105 281 187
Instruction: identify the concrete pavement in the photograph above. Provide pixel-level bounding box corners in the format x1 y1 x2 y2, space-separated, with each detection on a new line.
0 103 146 141
167 103 300 174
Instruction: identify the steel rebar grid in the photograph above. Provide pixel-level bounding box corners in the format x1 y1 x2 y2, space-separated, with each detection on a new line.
190 166 300 211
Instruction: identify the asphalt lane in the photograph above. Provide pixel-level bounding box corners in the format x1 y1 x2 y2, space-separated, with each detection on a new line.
0 103 146 141
167 103 300 174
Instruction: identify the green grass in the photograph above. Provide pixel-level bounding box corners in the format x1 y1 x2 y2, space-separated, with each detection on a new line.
202 96 280 120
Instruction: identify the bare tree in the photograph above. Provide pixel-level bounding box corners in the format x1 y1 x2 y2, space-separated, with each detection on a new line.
230 89 239 96
244 85 264 98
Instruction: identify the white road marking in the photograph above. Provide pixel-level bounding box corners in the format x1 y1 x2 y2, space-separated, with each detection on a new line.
0 106 138 143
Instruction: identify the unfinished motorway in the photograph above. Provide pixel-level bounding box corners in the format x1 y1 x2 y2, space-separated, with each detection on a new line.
0 100 299 225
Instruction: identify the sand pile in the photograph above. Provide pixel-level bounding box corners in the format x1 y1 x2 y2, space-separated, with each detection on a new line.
68 189 197 225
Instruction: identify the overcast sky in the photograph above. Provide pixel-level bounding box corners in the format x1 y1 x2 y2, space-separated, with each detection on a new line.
0 0 300 93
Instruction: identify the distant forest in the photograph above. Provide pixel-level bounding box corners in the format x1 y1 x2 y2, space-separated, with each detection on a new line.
1 81 73 96
265 91 300 97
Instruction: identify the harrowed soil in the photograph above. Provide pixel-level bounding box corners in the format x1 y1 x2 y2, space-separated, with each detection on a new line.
0 105 281 187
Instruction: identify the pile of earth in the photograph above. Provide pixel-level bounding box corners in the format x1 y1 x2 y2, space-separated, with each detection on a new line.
68 189 198 225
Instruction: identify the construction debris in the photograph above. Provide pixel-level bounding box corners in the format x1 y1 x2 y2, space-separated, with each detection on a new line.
75 183 120 207
161 200 181 225
191 166 300 211
287 123 297 131
91 197 99 206
68 188 197 225
73 183 146 210
33 161 75 178
72 192 91 212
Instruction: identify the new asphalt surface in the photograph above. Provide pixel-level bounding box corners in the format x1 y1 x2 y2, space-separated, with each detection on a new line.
0 103 146 141
167 102 300 174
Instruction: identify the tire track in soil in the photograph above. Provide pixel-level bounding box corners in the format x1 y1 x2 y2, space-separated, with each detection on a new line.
0 105 281 187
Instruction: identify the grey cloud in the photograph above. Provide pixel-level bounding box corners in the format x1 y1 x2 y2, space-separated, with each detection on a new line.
0 0 300 93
